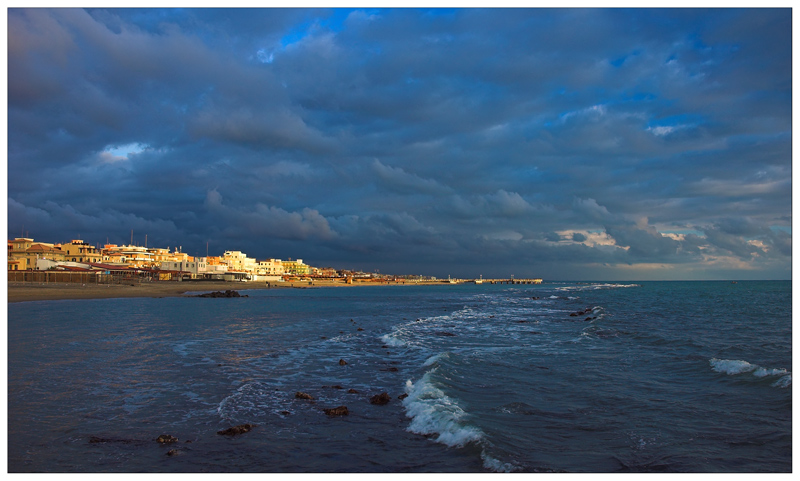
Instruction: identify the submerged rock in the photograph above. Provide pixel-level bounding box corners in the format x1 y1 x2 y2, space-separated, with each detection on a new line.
295 392 314 400
370 392 391 405
347 388 359 394
323 406 349 416
398 393 409 400
156 434 178 444
339 359 348 365
435 331 456 337
166 449 179 456
217 424 254 436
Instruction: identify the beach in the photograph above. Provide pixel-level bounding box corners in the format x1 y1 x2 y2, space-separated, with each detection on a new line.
6 278 451 303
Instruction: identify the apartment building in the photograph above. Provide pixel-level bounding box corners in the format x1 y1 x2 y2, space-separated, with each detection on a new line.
256 258 284 276
282 258 310 276
61 240 102 264
223 250 257 274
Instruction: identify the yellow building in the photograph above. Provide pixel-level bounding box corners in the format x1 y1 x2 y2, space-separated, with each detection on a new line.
61 240 102 264
23 243 67 269
282 258 310 276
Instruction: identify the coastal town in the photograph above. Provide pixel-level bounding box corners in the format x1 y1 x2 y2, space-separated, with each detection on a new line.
6 236 427 284
7 236 543 290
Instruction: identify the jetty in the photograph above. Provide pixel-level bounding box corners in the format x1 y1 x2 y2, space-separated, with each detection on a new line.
478 278 542 285
446 277 543 285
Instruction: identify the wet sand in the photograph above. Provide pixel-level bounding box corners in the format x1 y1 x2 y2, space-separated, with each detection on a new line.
7 279 451 303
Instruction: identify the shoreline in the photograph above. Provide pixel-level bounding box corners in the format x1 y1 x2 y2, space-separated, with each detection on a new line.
6 279 455 303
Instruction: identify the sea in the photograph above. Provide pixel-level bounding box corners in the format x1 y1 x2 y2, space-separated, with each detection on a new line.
6 281 792 473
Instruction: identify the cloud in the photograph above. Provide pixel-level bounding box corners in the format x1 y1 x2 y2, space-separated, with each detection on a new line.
6 8 792 280
371 159 452 195
205 189 336 241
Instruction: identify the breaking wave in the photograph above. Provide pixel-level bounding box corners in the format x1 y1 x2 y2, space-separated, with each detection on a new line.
710 358 791 388
402 368 519 472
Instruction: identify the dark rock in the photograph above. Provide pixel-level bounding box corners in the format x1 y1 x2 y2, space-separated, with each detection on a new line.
398 393 409 400
89 436 138 445
156 434 178 444
280 411 291 415
322 385 344 389
529 331 542 335
295 391 314 400
321 336 327 340
323 406 349 416
381 345 389 348
339 359 347 366
517 320 528 323
357 327 364 331
166 449 179 456
217 424 254 436
347 388 359 394
383 367 399 372
370 392 391 405
195 290 246 298
435 331 456 337
585 317 593 321
569 312 579 317
185 440 192 443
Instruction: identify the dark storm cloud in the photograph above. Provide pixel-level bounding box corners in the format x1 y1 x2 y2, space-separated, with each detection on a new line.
7 8 792 280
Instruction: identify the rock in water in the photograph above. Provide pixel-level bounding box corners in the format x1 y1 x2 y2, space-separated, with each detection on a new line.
217 424 254 436
156 434 178 444
397 393 409 400
339 359 347 365
347 388 359 394
323 406 349 416
370 392 391 405
295 392 314 400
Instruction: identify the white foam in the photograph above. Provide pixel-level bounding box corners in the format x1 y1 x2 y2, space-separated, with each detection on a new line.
481 451 518 472
772 374 792 388
380 333 407 347
709 358 757 375
753 367 789 378
402 370 483 448
710 358 792 388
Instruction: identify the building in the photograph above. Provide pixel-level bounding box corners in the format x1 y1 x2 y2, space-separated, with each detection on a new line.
101 244 154 267
223 250 257 274
282 258 310 276
60 240 102 264
160 258 208 279
23 243 67 270
256 258 284 276
8 238 34 269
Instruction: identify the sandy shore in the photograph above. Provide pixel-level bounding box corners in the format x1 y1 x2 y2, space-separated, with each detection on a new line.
6 279 452 303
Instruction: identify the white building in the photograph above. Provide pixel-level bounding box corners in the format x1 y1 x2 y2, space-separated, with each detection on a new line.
160 258 207 278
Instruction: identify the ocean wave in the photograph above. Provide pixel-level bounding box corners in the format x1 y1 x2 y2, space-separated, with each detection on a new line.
710 358 791 388
556 283 640 292
380 333 407 347
422 352 450 367
402 369 483 448
481 451 519 473
402 368 520 472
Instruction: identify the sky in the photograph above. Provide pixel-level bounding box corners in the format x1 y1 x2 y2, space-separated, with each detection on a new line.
5 7 793 280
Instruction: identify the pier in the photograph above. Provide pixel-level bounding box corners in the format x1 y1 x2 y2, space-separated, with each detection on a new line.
454 278 542 285
480 278 542 285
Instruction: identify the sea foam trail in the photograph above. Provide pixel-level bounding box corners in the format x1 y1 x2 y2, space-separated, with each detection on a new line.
710 358 792 388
